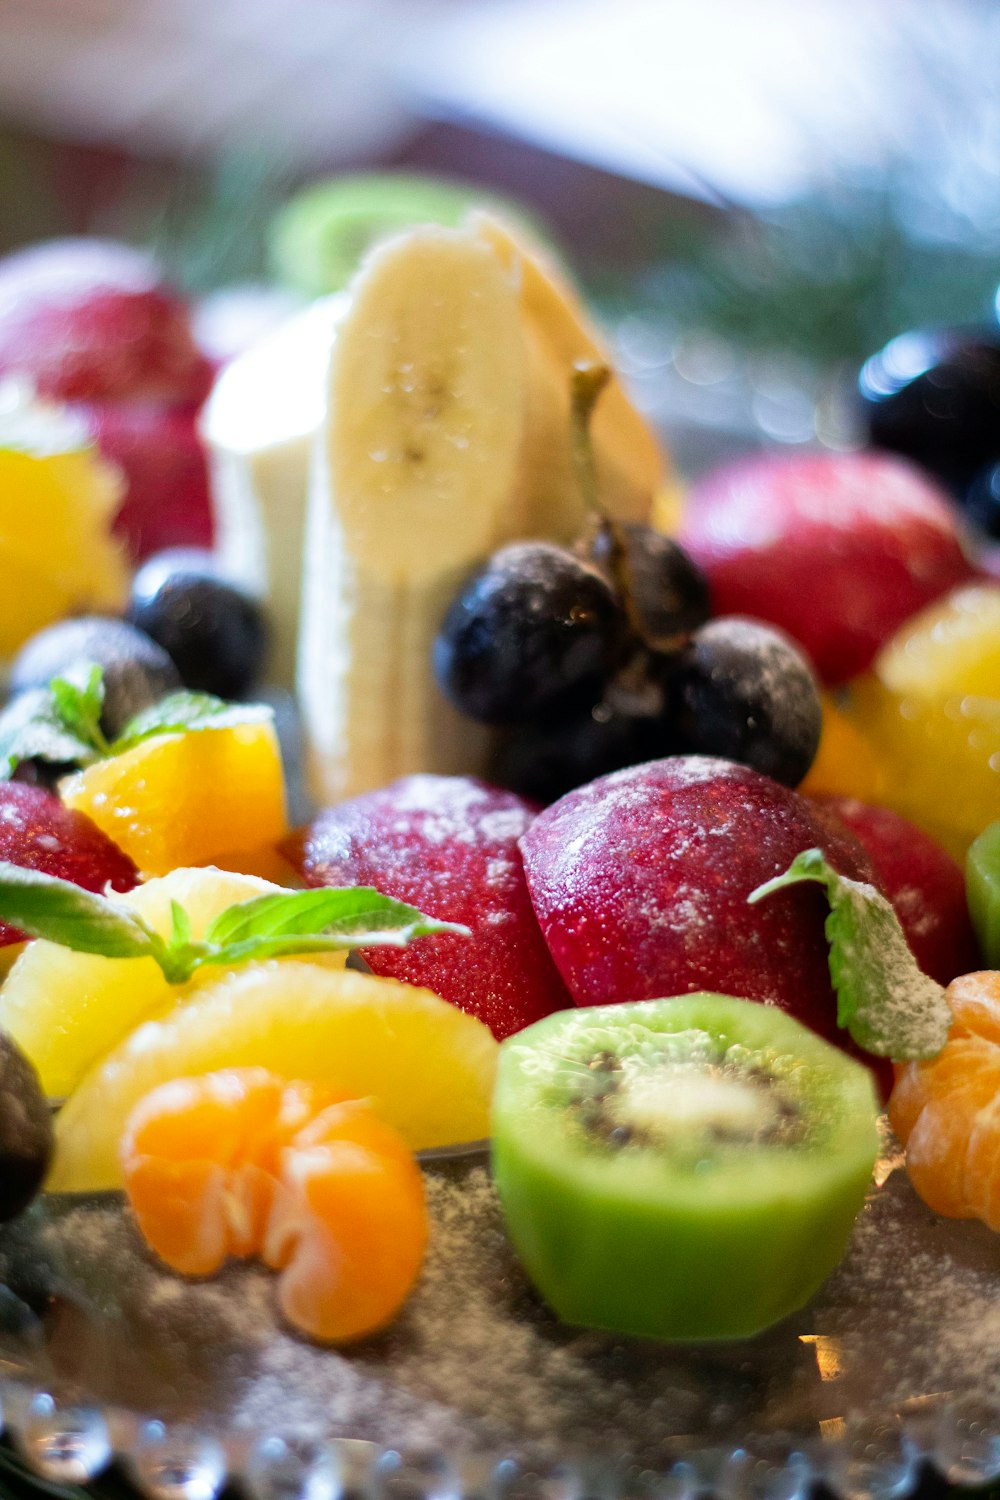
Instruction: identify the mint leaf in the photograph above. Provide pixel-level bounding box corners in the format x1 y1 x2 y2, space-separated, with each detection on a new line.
169 900 193 947
204 887 462 946
112 692 272 753
198 886 469 973
0 864 163 960
0 871 468 985
0 689 100 780
749 848 951 1060
49 664 108 754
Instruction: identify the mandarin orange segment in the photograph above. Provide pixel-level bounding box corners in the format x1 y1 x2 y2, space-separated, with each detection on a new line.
60 719 288 877
963 1096 1000 1230
890 972 1000 1229
266 1101 428 1343
120 1070 428 1343
945 972 1000 1045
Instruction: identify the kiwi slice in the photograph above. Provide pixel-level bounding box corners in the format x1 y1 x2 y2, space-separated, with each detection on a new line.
270 173 551 297
967 821 1000 967
491 993 879 1342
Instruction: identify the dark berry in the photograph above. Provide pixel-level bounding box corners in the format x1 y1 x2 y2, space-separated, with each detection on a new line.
10 617 181 738
858 325 1000 495
434 542 625 726
0 1032 52 1221
963 460 1000 540
492 650 680 804
127 549 268 699
669 616 822 788
589 523 711 645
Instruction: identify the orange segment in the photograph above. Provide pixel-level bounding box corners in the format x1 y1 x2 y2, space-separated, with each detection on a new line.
121 1071 427 1343
60 720 288 876
946 972 1000 1045
890 972 1000 1229
799 692 888 804
266 1100 427 1343
51 962 498 1192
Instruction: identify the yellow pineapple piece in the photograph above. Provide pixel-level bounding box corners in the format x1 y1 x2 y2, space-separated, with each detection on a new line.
0 866 315 1100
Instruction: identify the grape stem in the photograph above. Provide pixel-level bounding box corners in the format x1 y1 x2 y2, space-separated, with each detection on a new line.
569 361 648 645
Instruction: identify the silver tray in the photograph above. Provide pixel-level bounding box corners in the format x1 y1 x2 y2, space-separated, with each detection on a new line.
0 1128 998 1500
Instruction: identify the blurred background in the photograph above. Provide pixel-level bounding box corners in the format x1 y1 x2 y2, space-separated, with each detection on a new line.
0 0 998 466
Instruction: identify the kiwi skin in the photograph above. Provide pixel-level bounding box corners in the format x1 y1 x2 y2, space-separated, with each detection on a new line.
490 993 880 1343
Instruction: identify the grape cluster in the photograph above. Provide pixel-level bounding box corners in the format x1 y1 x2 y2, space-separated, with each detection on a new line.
434 521 823 804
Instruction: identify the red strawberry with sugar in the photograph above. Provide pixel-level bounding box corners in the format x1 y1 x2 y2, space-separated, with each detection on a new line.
679 451 974 685
285 775 573 1039
0 782 139 950
816 796 981 985
519 756 892 1088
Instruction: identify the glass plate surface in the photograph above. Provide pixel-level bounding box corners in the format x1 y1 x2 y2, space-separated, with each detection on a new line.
0 1131 998 1500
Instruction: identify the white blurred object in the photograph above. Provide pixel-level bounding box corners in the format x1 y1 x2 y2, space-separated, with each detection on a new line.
0 0 438 163
202 294 345 687
406 0 1000 210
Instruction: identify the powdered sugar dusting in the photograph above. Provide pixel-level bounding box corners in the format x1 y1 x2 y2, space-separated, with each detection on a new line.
2 1147 998 1467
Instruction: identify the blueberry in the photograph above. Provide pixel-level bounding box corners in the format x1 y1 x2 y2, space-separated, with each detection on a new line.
435 542 626 726
589 523 711 645
0 1031 52 1222
669 617 822 788
963 460 1000 540
127 549 268 699
858 325 1000 495
492 650 680 804
10 617 181 738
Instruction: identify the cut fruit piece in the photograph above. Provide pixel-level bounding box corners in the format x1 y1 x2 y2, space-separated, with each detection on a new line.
59 717 288 876
0 397 128 658
287 774 572 1039
799 693 888 806
121 1070 428 1343
299 225 527 804
469 211 664 536
876 584 1000 699
890 972 1000 1229
492 994 879 1341
0 866 290 1099
968 823 1000 967
203 295 346 689
519 755 891 1088
842 675 1000 861
270 173 546 297
50 963 498 1191
0 782 138 952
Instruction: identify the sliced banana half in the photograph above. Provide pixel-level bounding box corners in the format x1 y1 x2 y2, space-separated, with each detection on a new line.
299 224 529 803
468 210 667 537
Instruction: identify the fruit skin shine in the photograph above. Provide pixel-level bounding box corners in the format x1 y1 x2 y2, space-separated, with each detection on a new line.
492 994 879 1342
519 755 889 1088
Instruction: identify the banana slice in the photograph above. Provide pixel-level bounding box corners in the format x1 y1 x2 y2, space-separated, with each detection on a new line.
299 226 528 803
469 210 666 536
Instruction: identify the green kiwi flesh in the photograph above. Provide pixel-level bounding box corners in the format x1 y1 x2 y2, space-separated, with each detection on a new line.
269 172 548 297
490 993 880 1342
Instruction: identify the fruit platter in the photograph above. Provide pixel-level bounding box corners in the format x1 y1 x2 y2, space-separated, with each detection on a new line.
0 184 995 1499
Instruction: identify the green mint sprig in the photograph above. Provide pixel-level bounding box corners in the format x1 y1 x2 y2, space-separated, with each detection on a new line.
749 848 952 1061
0 663 273 781
0 863 469 985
